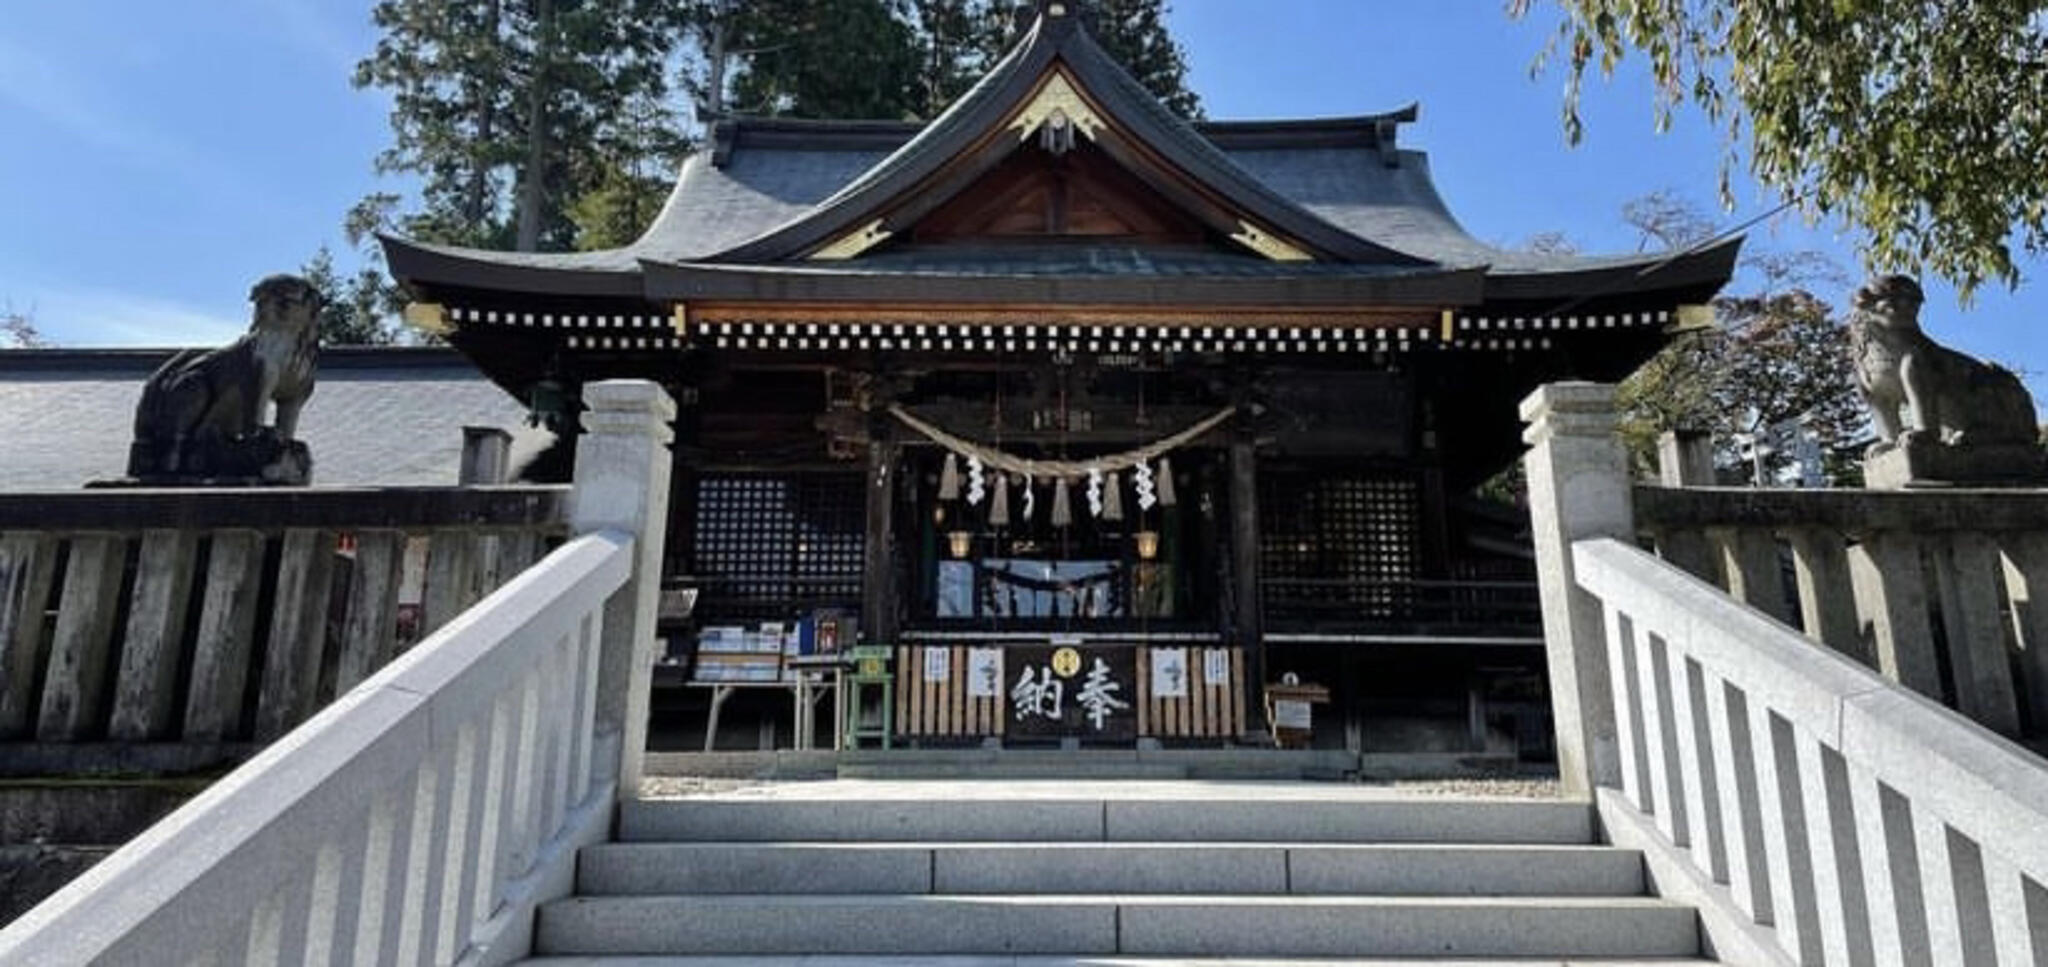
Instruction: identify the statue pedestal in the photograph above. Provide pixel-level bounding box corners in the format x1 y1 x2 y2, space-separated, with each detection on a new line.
119 430 312 487
1863 436 2048 489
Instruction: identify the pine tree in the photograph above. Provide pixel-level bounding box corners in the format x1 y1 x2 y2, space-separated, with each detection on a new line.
301 247 400 347
355 0 686 253
960 0 1200 119
1083 0 1199 119
725 0 924 119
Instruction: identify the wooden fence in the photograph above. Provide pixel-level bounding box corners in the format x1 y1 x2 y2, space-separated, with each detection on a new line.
1635 483 2048 740
0 487 568 767
893 644 1244 741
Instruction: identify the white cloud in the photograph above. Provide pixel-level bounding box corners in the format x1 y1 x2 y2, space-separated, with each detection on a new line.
29 287 246 348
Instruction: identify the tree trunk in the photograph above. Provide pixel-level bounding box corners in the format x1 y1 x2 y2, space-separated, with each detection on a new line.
515 0 555 252
465 0 502 234
701 0 731 117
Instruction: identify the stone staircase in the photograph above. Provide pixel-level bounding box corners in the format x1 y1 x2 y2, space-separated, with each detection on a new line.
523 782 1717 964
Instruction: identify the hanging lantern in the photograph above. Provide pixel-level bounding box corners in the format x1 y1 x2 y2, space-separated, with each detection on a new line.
1051 477 1073 527
939 453 961 501
989 473 1011 527
948 530 973 559
1102 471 1124 521
1156 457 1177 507
1134 530 1160 560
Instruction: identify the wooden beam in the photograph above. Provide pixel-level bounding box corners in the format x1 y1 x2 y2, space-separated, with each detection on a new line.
861 430 902 647
687 302 1437 329
1229 429 1266 737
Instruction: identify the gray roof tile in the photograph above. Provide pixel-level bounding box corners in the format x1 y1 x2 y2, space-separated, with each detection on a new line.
0 351 548 490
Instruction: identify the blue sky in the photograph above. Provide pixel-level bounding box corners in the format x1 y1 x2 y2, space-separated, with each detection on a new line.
3 2 2044 399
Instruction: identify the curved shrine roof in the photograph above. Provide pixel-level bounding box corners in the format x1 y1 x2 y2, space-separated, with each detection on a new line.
382 7 1736 308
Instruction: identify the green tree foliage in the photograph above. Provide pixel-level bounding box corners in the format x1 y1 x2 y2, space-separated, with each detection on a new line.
964 0 1200 118
1511 0 2048 295
356 0 1199 254
1620 291 1865 485
726 0 924 119
1609 193 1866 484
2 304 47 349
355 0 689 252
301 247 401 346
1077 0 1200 119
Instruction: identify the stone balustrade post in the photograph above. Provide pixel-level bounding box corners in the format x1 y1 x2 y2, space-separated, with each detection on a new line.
1521 383 1633 796
570 380 675 800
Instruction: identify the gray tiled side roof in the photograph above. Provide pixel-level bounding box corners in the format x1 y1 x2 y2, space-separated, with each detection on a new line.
0 350 550 490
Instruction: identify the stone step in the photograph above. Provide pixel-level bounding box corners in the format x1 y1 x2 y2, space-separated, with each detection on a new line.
534 894 1700 958
618 797 1592 844
526 958 1718 966
577 842 1645 897
834 760 1195 780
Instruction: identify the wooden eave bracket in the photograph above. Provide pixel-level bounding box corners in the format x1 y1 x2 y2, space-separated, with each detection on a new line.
810 219 893 261
402 301 453 336
1230 220 1314 262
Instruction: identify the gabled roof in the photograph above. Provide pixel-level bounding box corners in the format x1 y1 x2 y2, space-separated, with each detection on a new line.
381 4 1738 309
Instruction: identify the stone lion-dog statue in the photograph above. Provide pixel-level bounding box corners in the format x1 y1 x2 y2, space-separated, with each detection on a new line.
1850 274 2036 454
125 274 322 484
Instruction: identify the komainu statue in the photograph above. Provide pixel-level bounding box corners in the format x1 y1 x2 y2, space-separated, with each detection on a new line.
124 274 322 485
1850 274 2045 486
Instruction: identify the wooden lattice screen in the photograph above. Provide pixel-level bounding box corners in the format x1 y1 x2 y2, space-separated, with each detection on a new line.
689 473 864 620
1258 469 1421 618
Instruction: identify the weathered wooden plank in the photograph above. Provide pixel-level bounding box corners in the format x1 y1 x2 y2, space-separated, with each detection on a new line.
109 529 200 740
950 647 965 736
0 535 59 738
1653 528 1721 585
1847 533 1943 700
1136 648 1151 736
894 646 909 737
1230 648 1245 739
256 529 339 740
1929 532 2021 736
1228 435 1263 728
1784 526 1867 665
37 534 129 739
338 530 404 693
0 487 569 532
1712 526 1794 624
185 530 267 742
860 437 900 649
420 530 477 637
1998 532 2048 736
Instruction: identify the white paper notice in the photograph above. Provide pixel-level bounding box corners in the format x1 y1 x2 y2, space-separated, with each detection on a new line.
1273 699 1312 730
1151 648 1188 697
1203 649 1230 686
923 646 951 682
967 648 1003 697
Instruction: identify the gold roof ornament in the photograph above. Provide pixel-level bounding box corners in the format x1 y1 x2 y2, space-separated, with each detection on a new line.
1009 73 1105 146
1671 303 1716 333
1230 220 1314 262
669 303 690 337
401 301 453 336
810 219 893 261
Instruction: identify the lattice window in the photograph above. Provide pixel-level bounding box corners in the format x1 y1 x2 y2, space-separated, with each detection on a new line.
691 473 863 619
1259 470 1420 618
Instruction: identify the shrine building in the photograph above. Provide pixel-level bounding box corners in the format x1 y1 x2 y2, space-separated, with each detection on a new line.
381 3 1737 754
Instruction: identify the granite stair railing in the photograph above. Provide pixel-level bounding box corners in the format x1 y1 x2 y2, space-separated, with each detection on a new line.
1525 382 2048 965
0 380 675 965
